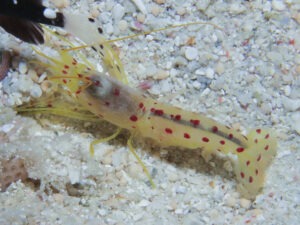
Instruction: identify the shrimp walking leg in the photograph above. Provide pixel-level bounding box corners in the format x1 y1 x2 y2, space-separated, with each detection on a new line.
127 135 155 188
90 128 122 156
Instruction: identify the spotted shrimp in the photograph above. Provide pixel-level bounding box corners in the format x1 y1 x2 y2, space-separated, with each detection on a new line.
26 38 277 199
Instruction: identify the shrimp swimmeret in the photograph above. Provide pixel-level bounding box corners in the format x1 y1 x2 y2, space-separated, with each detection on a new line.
29 47 276 199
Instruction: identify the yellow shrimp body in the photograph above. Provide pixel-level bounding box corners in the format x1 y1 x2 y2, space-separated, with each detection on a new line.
50 60 276 198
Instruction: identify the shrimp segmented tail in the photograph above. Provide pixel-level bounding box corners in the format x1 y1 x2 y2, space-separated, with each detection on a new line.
235 129 276 197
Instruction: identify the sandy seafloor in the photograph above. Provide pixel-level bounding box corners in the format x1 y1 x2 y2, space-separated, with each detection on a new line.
0 0 300 224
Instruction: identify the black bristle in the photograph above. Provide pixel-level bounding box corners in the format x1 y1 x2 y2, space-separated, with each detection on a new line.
0 16 44 44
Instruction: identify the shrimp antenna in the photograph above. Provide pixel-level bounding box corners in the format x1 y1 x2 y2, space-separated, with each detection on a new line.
107 21 225 43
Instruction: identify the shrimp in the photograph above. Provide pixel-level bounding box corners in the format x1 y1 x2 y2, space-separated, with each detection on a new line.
29 45 276 199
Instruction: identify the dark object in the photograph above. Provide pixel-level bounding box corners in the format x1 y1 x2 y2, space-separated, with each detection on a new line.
0 0 64 44
0 157 28 192
0 50 11 81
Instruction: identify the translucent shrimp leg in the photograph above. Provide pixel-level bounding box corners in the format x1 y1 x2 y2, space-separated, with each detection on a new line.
41 26 96 70
16 102 101 122
89 127 122 156
127 135 155 188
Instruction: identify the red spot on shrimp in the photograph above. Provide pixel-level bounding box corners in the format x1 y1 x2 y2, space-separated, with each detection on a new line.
62 70 67 74
153 109 164 116
156 109 164 116
256 129 261 134
246 160 250 166
254 139 258 143
175 115 181 120
184 133 190 139
240 172 245 178
94 80 100 86
264 145 269 151
249 176 253 183
202 137 209 142
64 65 70 69
76 90 81 94
212 126 218 133
228 133 233 139
113 88 120 96
190 119 200 126
255 169 258 175
165 128 173 134
236 147 244 153
62 79 67 84
139 102 144 109
130 115 138 122
265 134 270 139
220 140 225 145
257 154 261 162
78 74 83 78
